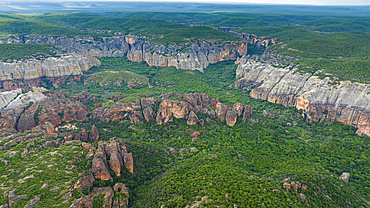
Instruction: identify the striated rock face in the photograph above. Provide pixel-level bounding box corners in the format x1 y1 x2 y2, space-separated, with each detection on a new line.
127 41 248 73
233 103 243 116
0 55 100 92
235 59 370 136
156 99 192 125
0 88 22 109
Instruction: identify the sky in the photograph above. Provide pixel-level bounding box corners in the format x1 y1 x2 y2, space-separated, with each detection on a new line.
60 0 370 6
2 0 370 6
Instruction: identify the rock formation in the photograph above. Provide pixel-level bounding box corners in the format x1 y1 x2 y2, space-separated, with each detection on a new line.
0 35 248 92
235 58 370 136
0 89 89 135
91 138 134 179
127 41 248 72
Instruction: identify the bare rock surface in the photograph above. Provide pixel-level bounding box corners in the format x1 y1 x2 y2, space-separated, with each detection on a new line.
235 58 370 136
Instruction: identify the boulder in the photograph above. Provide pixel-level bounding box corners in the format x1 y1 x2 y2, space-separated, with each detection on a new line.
339 172 350 182
226 110 237 126
233 103 243 116
89 125 99 142
299 193 308 203
187 111 199 125
189 130 200 137
215 103 228 121
143 107 154 122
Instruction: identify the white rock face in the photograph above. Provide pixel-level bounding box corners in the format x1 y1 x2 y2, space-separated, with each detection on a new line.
235 59 370 136
0 55 100 81
2 91 46 111
0 89 22 109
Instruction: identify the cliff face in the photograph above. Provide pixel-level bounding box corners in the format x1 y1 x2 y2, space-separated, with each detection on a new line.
127 41 248 72
0 35 248 91
235 59 370 137
0 54 100 81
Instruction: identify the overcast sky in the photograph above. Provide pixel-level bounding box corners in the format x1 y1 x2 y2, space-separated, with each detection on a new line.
55 0 370 6
3 0 369 6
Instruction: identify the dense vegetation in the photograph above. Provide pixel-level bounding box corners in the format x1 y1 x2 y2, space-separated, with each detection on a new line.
1 8 370 208
149 26 243 45
26 13 186 36
0 44 60 61
0 16 91 36
45 57 370 207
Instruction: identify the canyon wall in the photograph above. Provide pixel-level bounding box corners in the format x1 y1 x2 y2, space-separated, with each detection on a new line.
127 40 248 72
0 35 248 91
235 59 370 136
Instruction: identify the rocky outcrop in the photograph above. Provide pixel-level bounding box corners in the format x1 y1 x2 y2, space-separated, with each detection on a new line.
24 195 40 208
89 125 99 142
235 59 370 136
74 175 95 193
70 187 114 208
0 90 89 135
92 142 112 181
91 138 134 180
91 101 141 122
0 88 21 109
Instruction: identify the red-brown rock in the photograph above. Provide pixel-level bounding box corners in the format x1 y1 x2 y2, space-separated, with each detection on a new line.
89 125 99 142
123 153 134 174
92 143 112 181
189 130 200 137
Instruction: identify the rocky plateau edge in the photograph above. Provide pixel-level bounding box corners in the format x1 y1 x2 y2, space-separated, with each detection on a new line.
0 35 251 92
235 57 370 137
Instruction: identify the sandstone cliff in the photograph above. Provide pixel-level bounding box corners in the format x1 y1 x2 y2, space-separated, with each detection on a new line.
127 41 248 72
235 58 370 137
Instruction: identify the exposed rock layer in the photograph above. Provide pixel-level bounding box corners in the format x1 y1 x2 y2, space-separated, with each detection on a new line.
235 59 370 136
